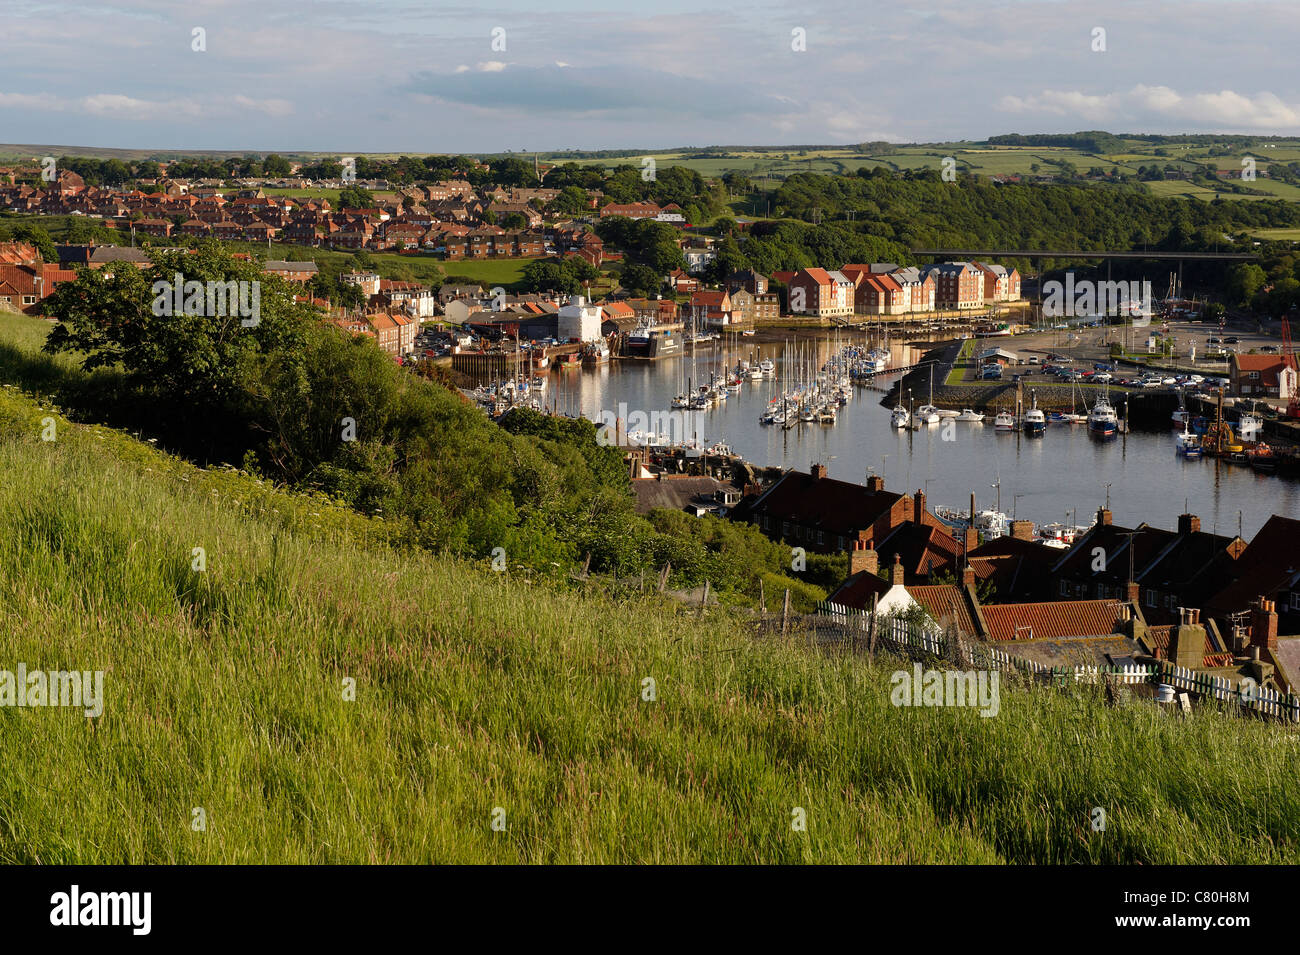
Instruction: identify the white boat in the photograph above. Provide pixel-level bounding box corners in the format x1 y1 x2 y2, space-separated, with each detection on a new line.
933 408 961 419
760 358 775 376
1087 393 1118 437
956 408 984 422
994 411 1016 431
1237 413 1263 443
1023 393 1046 436
915 404 941 425
749 367 763 380
890 406 911 429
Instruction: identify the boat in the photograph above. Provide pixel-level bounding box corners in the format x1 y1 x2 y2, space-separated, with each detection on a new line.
956 408 985 422
1175 420 1202 458
994 411 1016 432
1022 392 1046 437
1087 390 1118 437
890 405 910 429
1237 412 1264 444
760 358 775 376
1248 442 1276 472
741 329 756 337
915 404 941 425
671 394 690 409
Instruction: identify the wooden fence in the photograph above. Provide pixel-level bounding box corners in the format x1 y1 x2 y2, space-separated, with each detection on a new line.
814 600 1300 724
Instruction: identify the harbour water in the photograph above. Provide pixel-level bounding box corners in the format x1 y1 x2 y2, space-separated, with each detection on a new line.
544 333 1300 539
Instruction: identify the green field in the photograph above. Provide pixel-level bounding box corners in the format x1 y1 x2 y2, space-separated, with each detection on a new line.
0 311 1296 863
541 138 1300 203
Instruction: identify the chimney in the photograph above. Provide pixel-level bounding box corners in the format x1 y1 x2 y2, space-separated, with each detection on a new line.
1096 507 1112 526
866 475 884 493
1010 520 1034 541
1169 607 1206 669
890 553 905 586
849 534 878 577
1251 597 1279 649
811 463 828 480
964 525 979 554
1177 513 1201 535
1126 580 1140 604
914 489 926 524
962 565 976 587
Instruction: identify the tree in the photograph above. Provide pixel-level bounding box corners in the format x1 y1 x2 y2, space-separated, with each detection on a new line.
338 185 374 210
1227 263 1267 308
619 263 661 297
263 154 292 177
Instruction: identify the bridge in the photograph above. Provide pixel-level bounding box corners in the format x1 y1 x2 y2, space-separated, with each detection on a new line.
912 249 1259 262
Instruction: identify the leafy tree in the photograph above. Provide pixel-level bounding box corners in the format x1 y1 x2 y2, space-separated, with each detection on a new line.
338 185 374 210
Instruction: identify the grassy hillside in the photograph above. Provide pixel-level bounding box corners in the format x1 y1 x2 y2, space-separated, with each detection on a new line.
0 372 1297 863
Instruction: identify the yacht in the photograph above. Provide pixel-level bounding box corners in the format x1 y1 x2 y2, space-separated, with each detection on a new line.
760 358 775 376
956 408 985 422
994 411 1016 432
890 405 911 429
915 405 941 425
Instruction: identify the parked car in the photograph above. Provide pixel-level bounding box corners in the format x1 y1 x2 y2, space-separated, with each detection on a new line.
1225 336 1239 344
1094 373 1113 383
1261 345 1279 354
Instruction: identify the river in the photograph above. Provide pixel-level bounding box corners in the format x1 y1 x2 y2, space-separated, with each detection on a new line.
543 332 1300 540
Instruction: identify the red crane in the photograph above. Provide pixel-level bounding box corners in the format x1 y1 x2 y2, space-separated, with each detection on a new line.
1283 317 1299 419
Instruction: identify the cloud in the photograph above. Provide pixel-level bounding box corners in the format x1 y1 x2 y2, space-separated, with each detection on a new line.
999 85 1300 130
406 62 777 119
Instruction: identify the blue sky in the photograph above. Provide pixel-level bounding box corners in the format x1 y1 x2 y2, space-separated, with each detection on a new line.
2 0 1297 152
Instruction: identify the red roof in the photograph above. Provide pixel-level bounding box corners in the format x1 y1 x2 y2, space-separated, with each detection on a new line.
981 600 1127 642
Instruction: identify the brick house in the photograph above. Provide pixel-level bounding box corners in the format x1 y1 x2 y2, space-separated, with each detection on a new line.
786 268 854 318
1230 354 1297 399
922 262 984 309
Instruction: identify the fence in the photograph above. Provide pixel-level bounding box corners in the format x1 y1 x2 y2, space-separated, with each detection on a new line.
814 600 1300 724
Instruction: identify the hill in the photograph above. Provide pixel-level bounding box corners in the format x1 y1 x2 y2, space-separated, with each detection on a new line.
0 318 1295 862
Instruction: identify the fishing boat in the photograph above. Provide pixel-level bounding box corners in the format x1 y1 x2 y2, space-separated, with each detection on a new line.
1022 392 1046 437
1237 412 1264 444
994 411 1017 432
1087 389 1118 437
1175 420 1202 458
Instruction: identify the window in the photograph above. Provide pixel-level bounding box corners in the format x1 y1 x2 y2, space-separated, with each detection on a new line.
1146 590 1157 607
21 296 35 305
1060 581 1069 597
1291 593 1300 611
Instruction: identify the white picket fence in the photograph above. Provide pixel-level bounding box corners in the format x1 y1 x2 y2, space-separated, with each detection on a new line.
816 600 1300 723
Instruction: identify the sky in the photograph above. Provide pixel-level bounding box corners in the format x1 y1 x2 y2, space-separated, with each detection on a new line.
1 0 1297 153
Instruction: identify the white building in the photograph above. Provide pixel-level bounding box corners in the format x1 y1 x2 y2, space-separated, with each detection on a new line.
558 295 603 342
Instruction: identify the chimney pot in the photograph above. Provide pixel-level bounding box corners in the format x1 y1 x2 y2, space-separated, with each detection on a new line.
890 553 905 586
1097 507 1112 526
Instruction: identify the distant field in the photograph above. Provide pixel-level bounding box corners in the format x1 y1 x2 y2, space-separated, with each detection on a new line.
1250 228 1300 241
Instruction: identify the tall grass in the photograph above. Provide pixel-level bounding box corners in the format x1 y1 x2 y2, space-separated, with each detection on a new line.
0 387 1295 863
